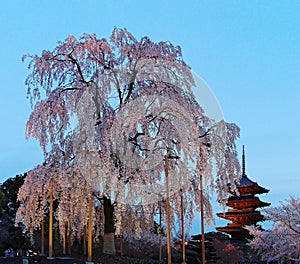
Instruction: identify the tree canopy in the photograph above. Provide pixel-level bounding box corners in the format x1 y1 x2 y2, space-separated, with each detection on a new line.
246 196 300 263
0 174 29 250
1 174 25 221
16 28 240 244
0 188 7 217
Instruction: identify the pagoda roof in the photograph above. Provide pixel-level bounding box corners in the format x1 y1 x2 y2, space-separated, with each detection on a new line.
217 210 262 218
238 174 256 186
228 195 264 202
217 211 264 224
229 174 269 195
216 226 247 233
236 175 269 194
227 196 271 209
216 226 250 240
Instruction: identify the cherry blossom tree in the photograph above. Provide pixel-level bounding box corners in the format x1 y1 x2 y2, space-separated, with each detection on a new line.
18 28 240 253
246 196 300 263
15 163 95 248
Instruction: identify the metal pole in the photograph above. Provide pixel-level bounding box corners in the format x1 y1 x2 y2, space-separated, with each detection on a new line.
165 156 172 264
200 173 205 264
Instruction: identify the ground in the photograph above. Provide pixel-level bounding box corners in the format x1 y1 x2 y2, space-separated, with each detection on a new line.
0 255 167 264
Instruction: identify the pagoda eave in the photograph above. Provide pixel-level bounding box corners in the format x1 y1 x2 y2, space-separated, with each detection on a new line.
238 184 269 195
217 211 264 224
216 226 248 234
217 211 263 218
227 196 270 209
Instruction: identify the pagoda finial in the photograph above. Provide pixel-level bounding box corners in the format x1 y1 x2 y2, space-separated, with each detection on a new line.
242 145 246 176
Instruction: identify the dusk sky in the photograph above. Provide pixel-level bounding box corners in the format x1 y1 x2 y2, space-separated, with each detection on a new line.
0 1 299 233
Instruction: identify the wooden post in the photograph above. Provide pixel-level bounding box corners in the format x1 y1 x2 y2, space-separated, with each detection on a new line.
180 189 186 263
164 155 180 264
200 173 205 264
87 152 94 262
118 205 123 256
120 233 123 256
41 183 45 255
159 201 162 261
88 186 93 262
78 151 97 262
165 156 171 264
63 221 67 255
49 178 53 257
41 210 45 255
68 221 72 255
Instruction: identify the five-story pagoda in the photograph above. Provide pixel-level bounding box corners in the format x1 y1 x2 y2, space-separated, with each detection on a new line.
216 146 270 241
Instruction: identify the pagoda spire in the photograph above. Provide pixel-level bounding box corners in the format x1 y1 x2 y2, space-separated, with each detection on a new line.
242 145 246 176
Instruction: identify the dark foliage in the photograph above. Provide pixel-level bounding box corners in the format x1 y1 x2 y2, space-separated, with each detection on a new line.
0 174 30 253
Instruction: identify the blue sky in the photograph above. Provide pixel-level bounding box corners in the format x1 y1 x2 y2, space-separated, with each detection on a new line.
0 1 299 232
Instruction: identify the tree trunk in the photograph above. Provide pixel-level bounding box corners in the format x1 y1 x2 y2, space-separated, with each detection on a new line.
103 197 115 255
